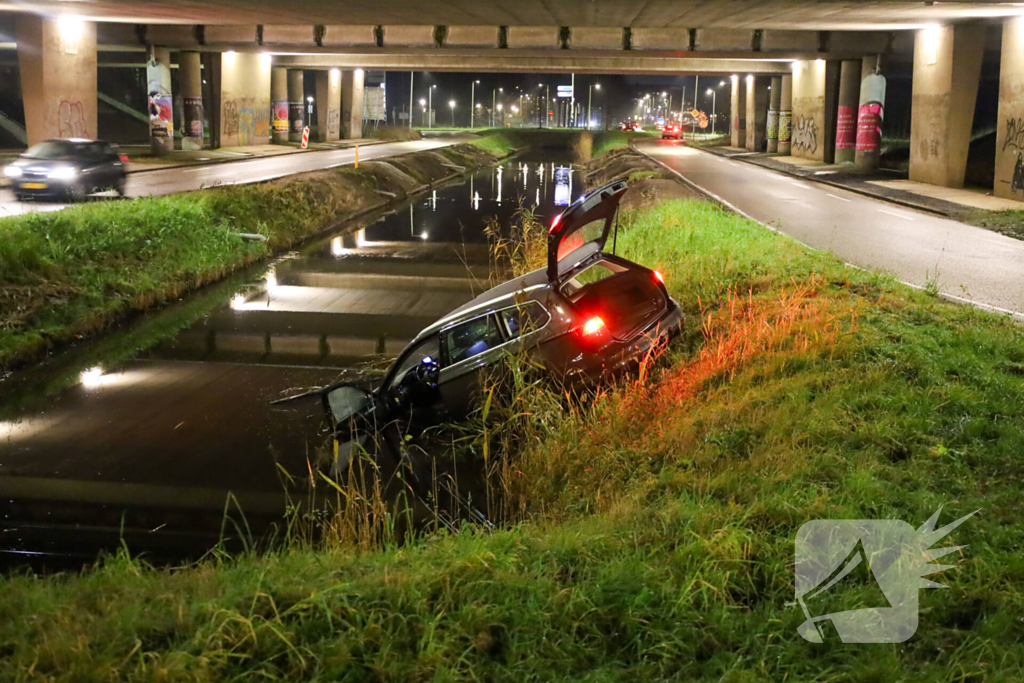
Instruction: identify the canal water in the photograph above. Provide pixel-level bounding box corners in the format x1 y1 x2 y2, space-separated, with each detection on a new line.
0 153 581 569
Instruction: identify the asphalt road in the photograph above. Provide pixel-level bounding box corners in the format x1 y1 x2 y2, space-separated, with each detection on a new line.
0 135 469 218
638 139 1024 319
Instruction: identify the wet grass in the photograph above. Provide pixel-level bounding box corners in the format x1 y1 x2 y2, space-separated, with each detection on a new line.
3 195 1023 680
963 207 1024 240
467 129 653 160
0 141 504 372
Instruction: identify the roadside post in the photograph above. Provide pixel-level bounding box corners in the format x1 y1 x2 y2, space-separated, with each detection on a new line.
301 127 310 149
355 144 359 169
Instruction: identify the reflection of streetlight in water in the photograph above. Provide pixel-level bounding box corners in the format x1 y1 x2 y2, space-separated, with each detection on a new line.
496 166 503 205
472 192 480 210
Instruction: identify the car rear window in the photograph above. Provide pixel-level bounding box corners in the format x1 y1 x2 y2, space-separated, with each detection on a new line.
561 260 666 339
445 315 505 365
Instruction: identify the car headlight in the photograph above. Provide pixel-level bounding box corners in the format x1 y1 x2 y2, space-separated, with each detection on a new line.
48 166 77 181
3 166 22 178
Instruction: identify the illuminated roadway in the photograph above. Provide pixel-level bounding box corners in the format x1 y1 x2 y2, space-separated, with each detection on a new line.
638 138 1024 320
0 135 471 217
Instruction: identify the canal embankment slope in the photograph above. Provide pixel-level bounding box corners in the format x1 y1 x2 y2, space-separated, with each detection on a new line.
3 152 1023 680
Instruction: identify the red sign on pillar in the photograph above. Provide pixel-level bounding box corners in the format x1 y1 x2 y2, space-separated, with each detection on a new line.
836 106 856 150
856 104 882 153
301 126 310 149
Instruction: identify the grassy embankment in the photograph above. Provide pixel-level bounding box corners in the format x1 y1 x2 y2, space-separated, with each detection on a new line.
0 137 508 372
3 190 1023 679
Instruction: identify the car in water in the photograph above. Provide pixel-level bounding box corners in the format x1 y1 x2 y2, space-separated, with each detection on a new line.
4 138 127 201
292 179 685 468
661 124 682 140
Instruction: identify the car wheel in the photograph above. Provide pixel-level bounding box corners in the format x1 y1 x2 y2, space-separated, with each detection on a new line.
69 182 87 202
115 177 127 197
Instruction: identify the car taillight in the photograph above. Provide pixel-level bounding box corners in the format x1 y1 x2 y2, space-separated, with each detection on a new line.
653 270 665 283
118 155 129 163
581 316 606 336
549 212 562 233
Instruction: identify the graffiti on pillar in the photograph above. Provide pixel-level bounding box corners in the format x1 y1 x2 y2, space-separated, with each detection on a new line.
56 100 88 138
1002 118 1024 152
224 99 270 145
1013 153 1024 194
792 115 818 153
327 108 341 137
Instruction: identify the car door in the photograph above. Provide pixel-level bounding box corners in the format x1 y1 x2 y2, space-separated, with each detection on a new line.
436 312 510 418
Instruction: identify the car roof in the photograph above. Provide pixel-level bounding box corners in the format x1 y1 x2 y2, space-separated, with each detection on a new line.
417 265 551 339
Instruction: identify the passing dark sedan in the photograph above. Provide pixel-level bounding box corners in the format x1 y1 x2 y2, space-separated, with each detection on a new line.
293 179 685 469
4 138 127 201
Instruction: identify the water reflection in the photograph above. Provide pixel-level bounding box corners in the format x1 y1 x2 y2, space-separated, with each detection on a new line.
0 153 581 567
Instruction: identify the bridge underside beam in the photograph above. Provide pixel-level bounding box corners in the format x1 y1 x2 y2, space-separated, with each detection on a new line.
269 50 794 75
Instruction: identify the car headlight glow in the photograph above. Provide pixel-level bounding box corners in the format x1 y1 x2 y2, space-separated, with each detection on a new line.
48 166 77 181
3 166 22 178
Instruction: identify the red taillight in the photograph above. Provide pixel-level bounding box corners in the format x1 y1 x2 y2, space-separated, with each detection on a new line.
549 212 562 234
581 316 606 336
653 270 665 283
119 155 129 163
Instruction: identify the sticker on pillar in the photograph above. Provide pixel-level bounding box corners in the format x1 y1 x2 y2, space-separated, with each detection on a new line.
146 57 173 140
778 111 792 144
836 106 856 150
273 101 289 133
767 110 779 140
290 103 305 132
184 97 204 138
856 73 886 153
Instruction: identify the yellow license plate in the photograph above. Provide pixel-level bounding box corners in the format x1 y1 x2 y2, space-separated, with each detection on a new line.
20 182 46 189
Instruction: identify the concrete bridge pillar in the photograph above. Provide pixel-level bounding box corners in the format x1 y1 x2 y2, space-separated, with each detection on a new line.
835 60 861 164
909 23 985 188
855 57 885 171
994 17 1024 200
767 76 782 153
745 75 770 152
341 69 364 139
314 69 342 142
271 67 288 144
218 52 272 148
730 74 746 148
287 69 305 142
179 51 203 151
790 59 839 162
778 74 793 155
15 15 97 147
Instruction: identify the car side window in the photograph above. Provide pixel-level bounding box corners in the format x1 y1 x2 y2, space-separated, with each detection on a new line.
500 302 550 339
390 336 440 387
444 315 505 365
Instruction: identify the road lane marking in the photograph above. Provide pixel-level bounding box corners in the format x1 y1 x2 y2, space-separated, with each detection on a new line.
878 208 915 221
826 193 851 202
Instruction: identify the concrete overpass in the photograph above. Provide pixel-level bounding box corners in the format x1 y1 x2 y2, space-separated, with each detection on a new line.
4 2 1024 198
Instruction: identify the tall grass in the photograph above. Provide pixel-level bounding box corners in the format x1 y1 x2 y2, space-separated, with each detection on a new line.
3 197 1024 679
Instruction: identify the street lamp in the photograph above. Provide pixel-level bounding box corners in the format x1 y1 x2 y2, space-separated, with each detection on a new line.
588 83 600 130
492 87 503 127
428 84 436 129
449 100 456 127
419 98 427 127
706 88 717 136
471 80 479 128
306 95 313 123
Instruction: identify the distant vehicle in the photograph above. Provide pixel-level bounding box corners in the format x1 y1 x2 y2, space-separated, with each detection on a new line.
290 179 685 467
661 124 682 140
4 138 128 201
620 121 643 132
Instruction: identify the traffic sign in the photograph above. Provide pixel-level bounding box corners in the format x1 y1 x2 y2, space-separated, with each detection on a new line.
556 85 572 98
